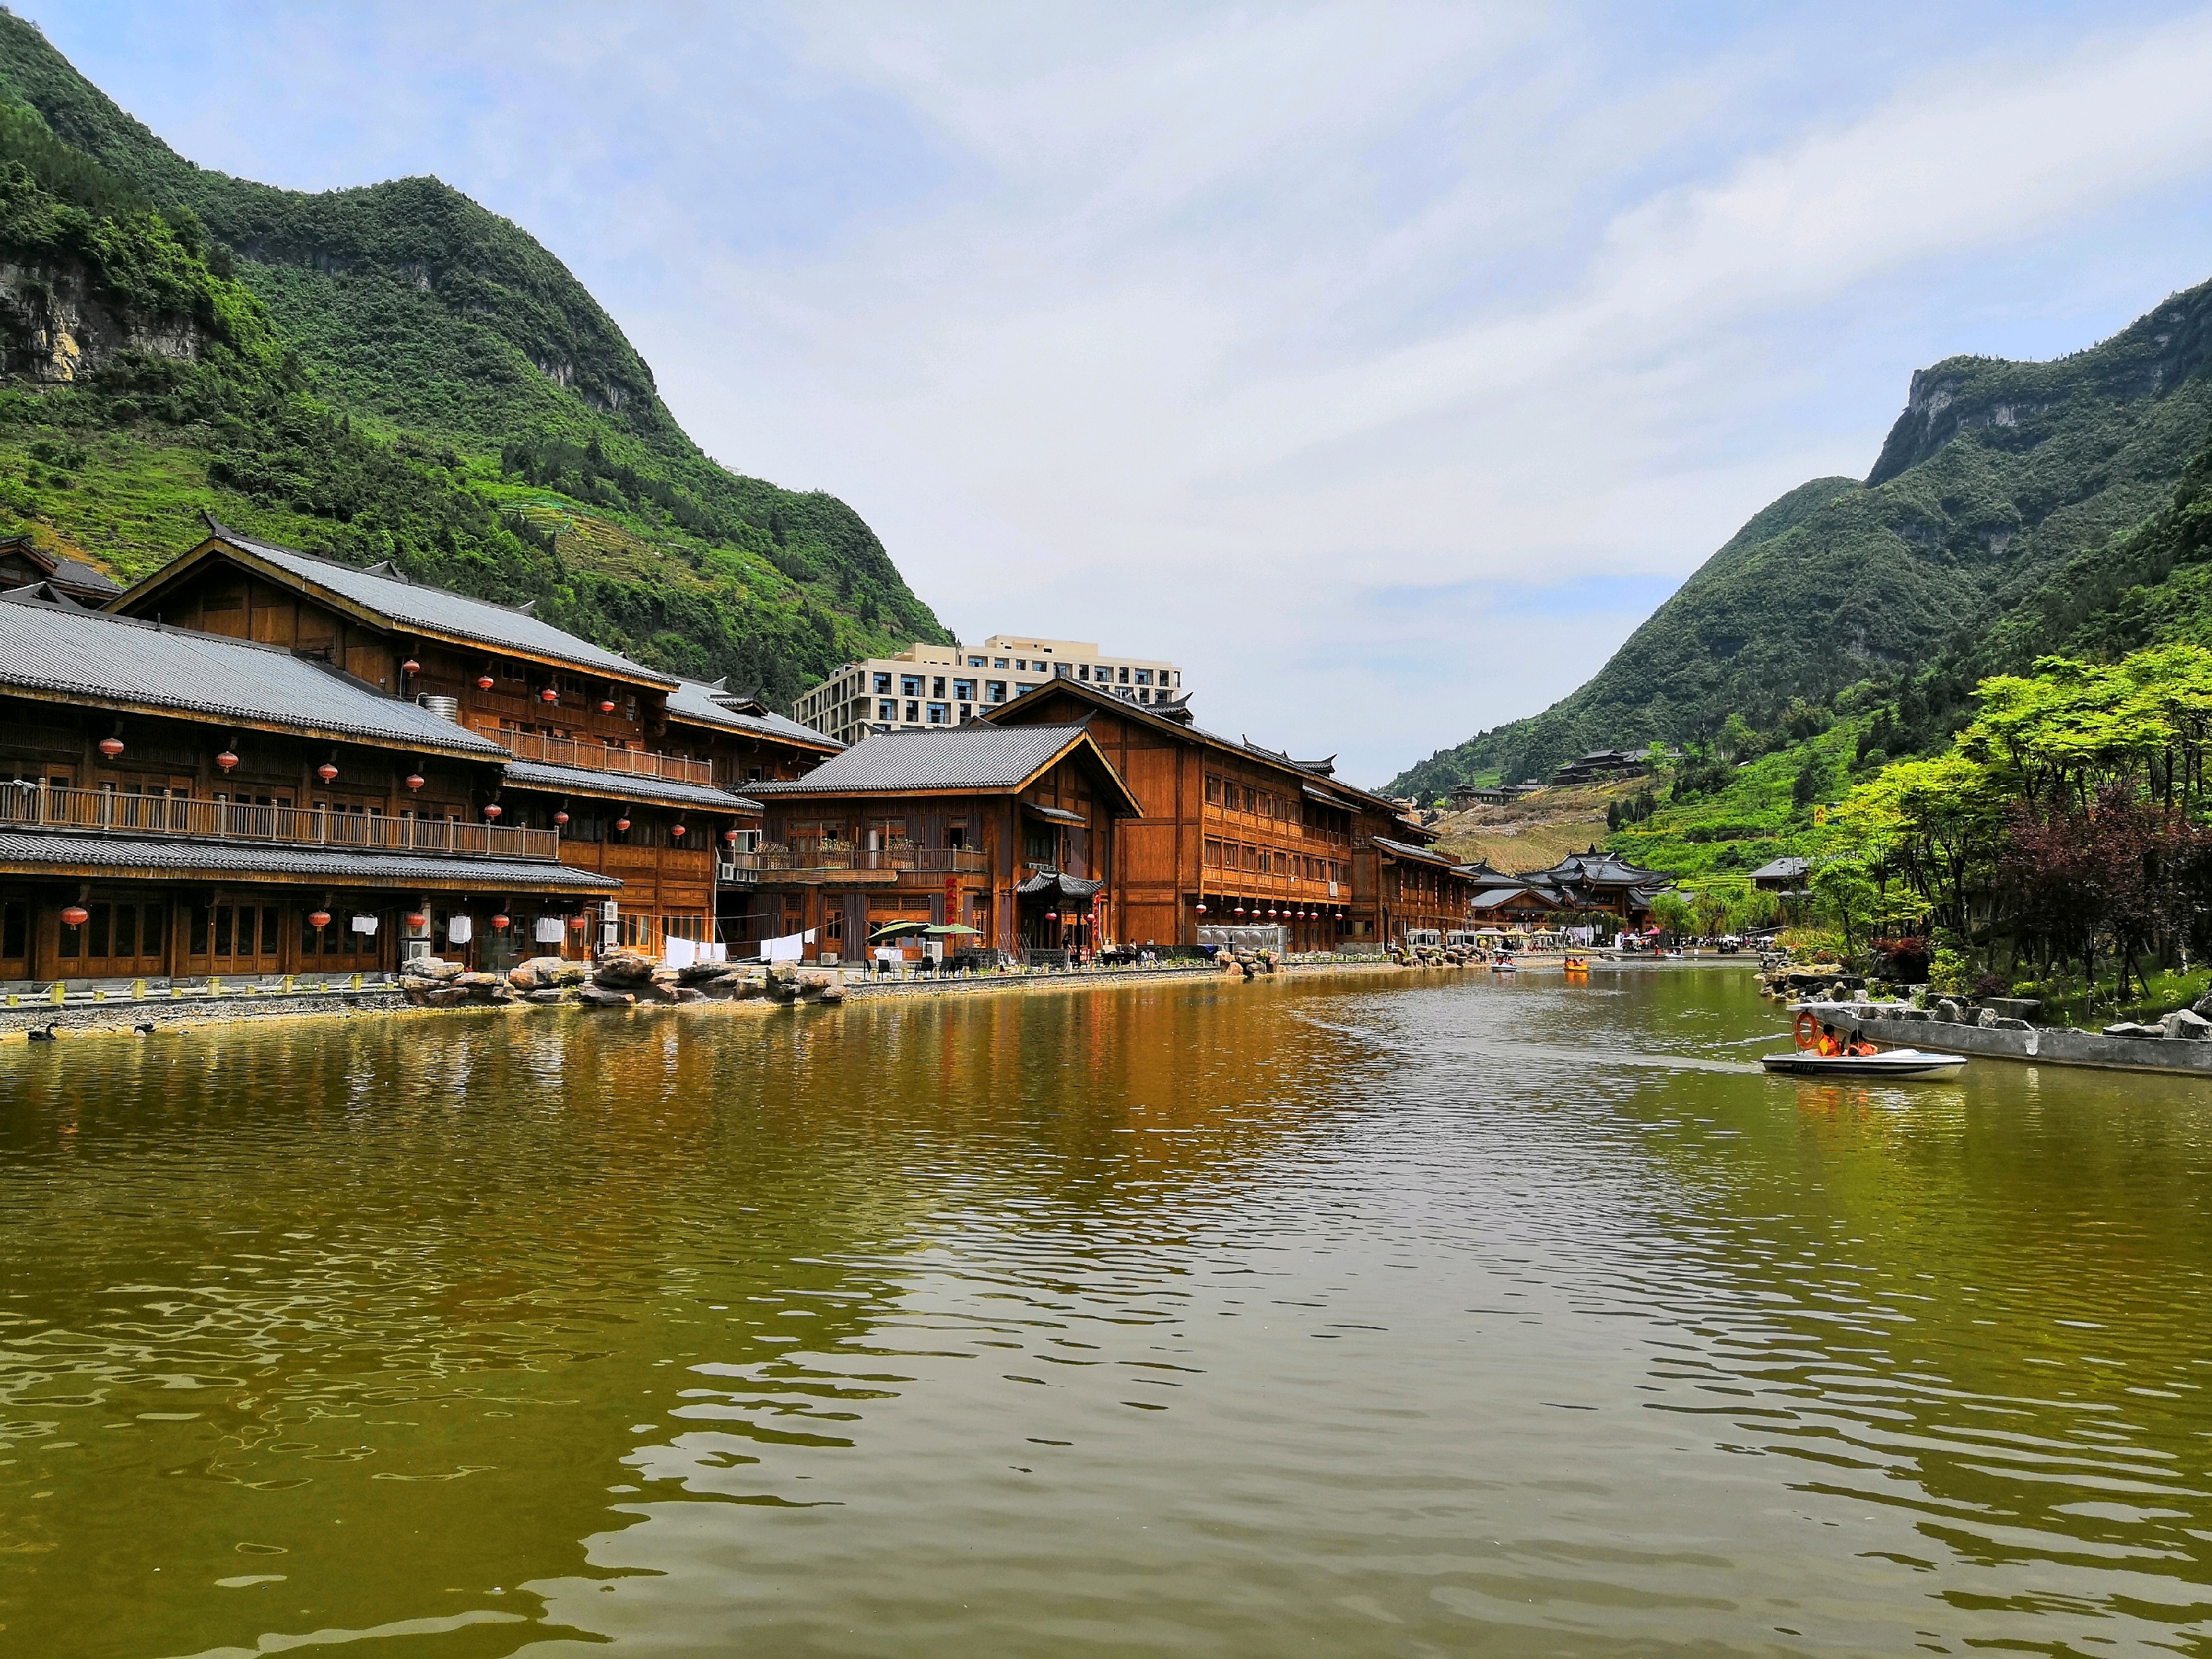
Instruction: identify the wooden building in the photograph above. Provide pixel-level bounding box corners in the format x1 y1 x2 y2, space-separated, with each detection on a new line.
108 524 809 958
744 723 1140 962
0 589 618 982
982 679 1469 950
0 534 122 606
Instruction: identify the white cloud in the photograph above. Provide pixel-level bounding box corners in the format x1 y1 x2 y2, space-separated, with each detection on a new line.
46 1 2212 783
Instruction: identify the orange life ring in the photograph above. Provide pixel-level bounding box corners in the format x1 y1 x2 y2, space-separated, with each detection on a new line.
1794 1011 1819 1050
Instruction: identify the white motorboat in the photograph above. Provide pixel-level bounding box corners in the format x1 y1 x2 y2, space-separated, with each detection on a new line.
1760 1049 1967 1079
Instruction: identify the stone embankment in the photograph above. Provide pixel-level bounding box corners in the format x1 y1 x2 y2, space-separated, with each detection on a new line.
398 953 849 1009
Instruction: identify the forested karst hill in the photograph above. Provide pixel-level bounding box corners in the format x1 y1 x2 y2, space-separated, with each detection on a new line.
1390 276 2212 799
0 9 949 706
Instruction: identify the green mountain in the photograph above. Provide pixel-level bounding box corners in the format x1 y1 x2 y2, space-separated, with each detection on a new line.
1390 275 2212 799
0 9 949 706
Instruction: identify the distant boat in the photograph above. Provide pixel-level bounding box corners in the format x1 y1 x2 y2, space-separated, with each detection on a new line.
1562 953 1590 972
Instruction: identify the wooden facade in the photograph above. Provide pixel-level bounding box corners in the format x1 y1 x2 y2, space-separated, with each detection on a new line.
985 681 1474 949
747 726 1137 962
109 530 835 957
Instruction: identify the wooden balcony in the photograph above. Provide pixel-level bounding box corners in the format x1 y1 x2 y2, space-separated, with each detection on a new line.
500 728 716 787
753 842 990 883
0 783 563 862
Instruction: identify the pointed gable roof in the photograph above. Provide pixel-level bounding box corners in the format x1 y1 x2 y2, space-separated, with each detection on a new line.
117 522 673 687
747 721 1141 815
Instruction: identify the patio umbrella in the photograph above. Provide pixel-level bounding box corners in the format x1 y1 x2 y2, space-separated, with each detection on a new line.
926 924 981 936
870 920 931 939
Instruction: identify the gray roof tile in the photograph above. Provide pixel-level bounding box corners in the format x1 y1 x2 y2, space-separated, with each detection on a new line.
208 526 668 684
0 830 617 889
665 677 840 750
500 758 760 813
0 595 508 757
750 722 1097 796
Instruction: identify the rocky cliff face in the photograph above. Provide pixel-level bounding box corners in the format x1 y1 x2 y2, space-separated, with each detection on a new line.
0 256 203 381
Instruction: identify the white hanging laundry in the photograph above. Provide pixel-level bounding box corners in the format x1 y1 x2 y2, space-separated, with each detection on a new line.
665 935 697 969
762 931 806 964
533 916 565 943
350 913 378 935
447 915 474 944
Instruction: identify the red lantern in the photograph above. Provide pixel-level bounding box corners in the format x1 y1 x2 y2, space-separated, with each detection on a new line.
553 810 570 827
317 762 339 783
404 912 429 930
404 772 425 792
1196 902 1207 914
61 904 87 928
98 736 124 758
614 817 631 834
401 658 421 677
482 803 503 820
722 828 739 844
540 687 559 703
569 914 588 931
492 913 511 931
308 910 331 931
477 673 496 691
216 749 238 772
599 699 617 714
669 822 686 839
1045 911 1059 923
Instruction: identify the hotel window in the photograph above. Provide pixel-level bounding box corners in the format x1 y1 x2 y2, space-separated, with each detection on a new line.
905 701 920 721
953 679 975 700
968 656 986 668
957 703 972 722
931 677 946 698
994 658 1008 669
874 672 892 694
879 699 897 720
986 681 1006 702
1078 664 1091 680
901 675 923 696
1014 659 1027 670
1135 669 1152 686
1118 666 1130 683
1138 689 1150 703
927 703 949 724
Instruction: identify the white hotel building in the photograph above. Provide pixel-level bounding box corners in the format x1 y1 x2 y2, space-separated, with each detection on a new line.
792 635 1184 747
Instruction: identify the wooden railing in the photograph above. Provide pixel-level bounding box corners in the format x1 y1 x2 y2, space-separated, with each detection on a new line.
755 842 990 875
500 728 716 787
0 783 562 862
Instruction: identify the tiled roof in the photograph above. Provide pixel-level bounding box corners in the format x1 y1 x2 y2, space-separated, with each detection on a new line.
205 525 669 684
1016 868 1105 898
1749 856 1810 881
500 758 760 813
665 677 841 750
750 723 1107 798
0 595 507 758
1370 835 1458 868
47 556 119 595
0 830 617 889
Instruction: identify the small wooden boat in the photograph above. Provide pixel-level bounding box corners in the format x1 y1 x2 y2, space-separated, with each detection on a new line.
1760 1049 1967 1078
1489 953 1515 971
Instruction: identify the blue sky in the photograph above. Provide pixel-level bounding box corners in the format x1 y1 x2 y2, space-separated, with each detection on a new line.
31 1 2212 785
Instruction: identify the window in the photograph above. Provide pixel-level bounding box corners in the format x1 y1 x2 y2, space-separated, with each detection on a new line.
927 703 949 724
879 699 897 720
946 820 968 850
1 901 26 959
1023 824 1054 863
957 703 971 722
994 658 1008 669
1015 659 1027 670
901 675 923 696
986 681 1006 702
931 677 946 698
905 701 920 721
1118 666 1130 684
500 659 524 682
1136 669 1152 685
1078 664 1091 680
968 656 986 668
1205 775 1222 805
824 907 843 942
1138 689 1151 703
1171 671 1181 687
1205 838 1223 866
875 672 892 694
953 679 975 700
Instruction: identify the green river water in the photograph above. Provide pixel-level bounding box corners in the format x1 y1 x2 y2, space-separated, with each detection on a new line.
2 964 2209 1657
